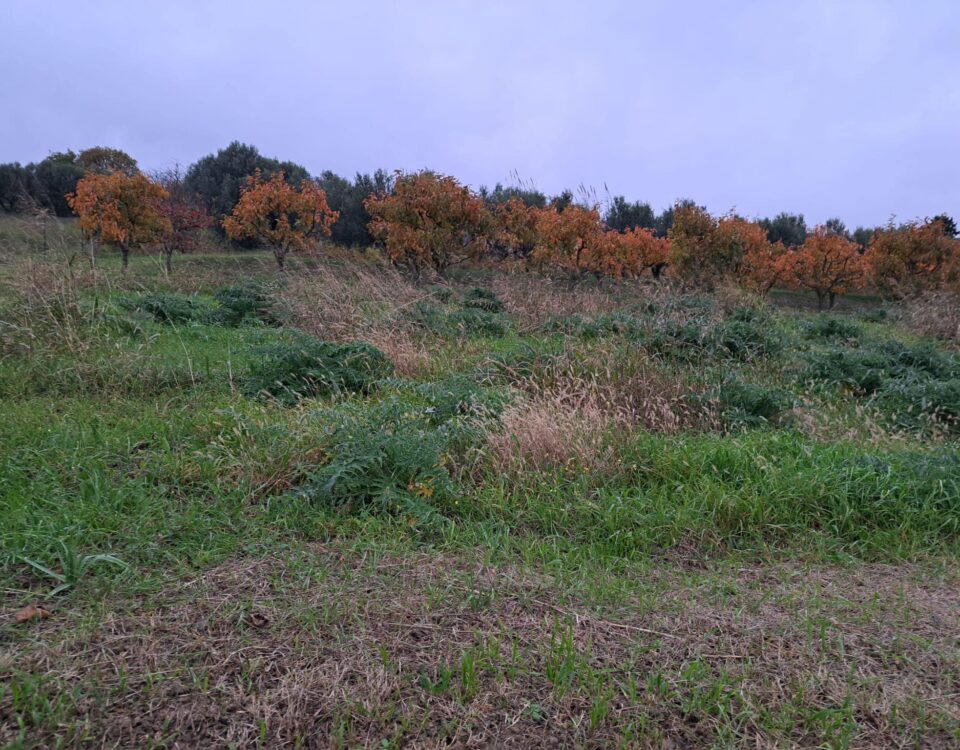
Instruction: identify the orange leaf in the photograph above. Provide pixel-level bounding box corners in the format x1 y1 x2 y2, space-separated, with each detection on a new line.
14 604 52 623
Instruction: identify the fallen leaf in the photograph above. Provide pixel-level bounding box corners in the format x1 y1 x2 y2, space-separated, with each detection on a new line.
14 604 51 623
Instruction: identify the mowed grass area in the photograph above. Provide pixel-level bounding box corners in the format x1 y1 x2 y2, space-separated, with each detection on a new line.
1 218 959 748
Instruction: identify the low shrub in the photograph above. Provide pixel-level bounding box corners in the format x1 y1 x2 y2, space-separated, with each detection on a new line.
712 379 793 429
124 292 210 324
881 377 960 432
293 397 483 522
799 347 892 395
429 285 453 303
411 376 508 424
541 311 644 339
244 336 393 403
727 306 765 323
801 341 959 395
448 308 509 336
877 340 958 380
478 341 562 383
678 294 716 311
645 320 709 360
710 316 783 361
463 287 504 313
645 316 782 362
404 302 510 338
858 308 889 324
212 282 275 326
801 315 862 341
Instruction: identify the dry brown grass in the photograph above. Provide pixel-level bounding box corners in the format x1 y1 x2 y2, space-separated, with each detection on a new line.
486 349 716 475
281 262 435 377
490 274 660 329
0 254 106 356
3 547 957 748
898 292 960 346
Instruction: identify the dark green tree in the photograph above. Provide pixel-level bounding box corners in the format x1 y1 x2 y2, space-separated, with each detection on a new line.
933 214 958 237
0 163 43 212
183 141 311 233
27 151 85 216
550 189 574 212
480 182 547 209
604 195 656 232
75 146 139 176
655 199 699 238
316 169 394 247
852 226 876 250
824 217 849 238
758 212 807 247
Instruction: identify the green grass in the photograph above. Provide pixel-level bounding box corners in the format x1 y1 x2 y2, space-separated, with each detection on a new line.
1 240 958 747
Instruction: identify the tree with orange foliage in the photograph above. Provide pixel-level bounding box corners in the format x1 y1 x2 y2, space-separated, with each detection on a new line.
67 171 170 270
667 204 718 285
786 227 865 310
365 172 485 277
531 205 614 278
617 226 670 278
865 218 960 296
488 198 542 262
740 241 789 298
669 206 769 288
222 171 338 271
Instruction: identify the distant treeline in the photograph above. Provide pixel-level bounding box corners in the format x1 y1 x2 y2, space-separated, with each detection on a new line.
5 140 951 250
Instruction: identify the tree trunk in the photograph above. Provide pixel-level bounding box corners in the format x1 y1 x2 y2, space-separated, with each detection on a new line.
120 244 129 272
165 249 173 276
828 291 836 309
274 248 285 272
816 291 825 311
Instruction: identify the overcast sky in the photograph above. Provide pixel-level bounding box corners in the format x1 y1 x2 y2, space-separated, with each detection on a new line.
3 0 958 227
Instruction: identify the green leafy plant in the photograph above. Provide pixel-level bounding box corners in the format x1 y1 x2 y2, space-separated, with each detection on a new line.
645 320 710 360
124 291 210 324
211 281 275 326
463 287 504 313
541 312 644 339
710 316 783 361
712 379 793 429
244 336 393 403
18 540 128 597
881 377 960 432
405 302 509 338
799 347 891 395
294 397 483 522
801 315 862 341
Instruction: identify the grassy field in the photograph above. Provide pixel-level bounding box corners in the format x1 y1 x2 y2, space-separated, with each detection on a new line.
1 217 958 748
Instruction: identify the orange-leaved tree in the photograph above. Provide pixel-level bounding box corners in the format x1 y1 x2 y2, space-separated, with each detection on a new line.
222 170 338 271
488 198 542 262
670 206 773 288
667 204 719 285
786 227 865 310
865 218 960 297
531 205 613 278
740 240 789 298
67 171 170 270
365 171 486 277
616 226 670 278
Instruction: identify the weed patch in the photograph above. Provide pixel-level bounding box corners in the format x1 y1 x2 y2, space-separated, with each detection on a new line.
244 336 393 403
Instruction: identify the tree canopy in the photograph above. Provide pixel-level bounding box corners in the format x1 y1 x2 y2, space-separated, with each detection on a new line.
184 141 311 232
223 170 338 271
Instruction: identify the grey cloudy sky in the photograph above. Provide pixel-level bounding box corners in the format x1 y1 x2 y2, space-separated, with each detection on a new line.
3 0 958 227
